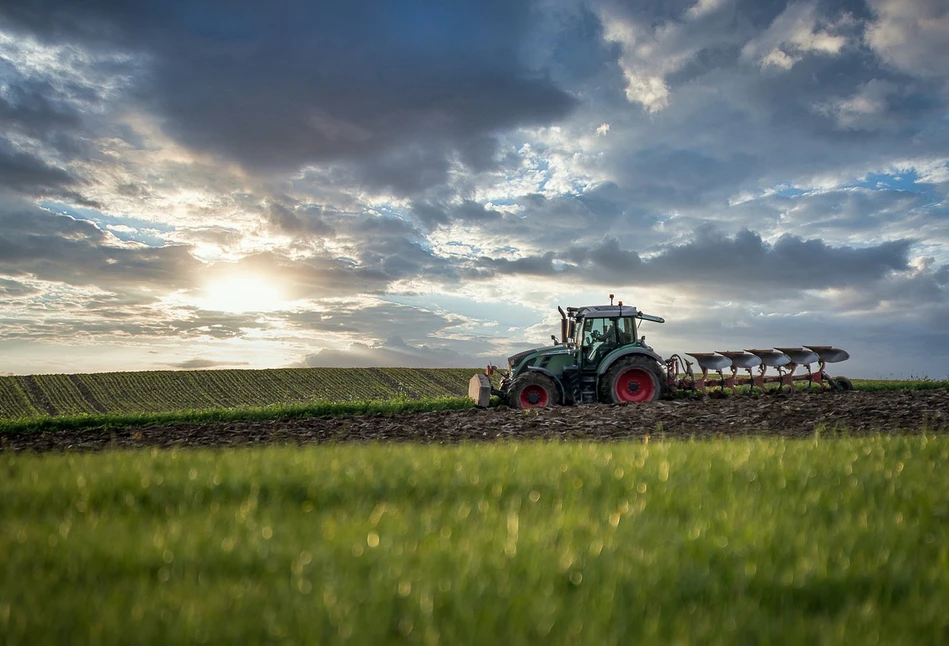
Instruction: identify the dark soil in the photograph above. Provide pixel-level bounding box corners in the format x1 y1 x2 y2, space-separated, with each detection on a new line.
2 389 948 454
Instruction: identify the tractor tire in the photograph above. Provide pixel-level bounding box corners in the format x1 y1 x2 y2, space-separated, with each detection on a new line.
833 376 854 391
601 356 663 404
510 373 558 409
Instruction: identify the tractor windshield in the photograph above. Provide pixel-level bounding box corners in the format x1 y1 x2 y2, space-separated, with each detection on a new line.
579 316 637 367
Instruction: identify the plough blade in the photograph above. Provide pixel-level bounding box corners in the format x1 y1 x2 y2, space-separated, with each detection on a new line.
775 347 819 366
686 352 732 372
746 349 791 368
716 351 761 370
804 345 850 363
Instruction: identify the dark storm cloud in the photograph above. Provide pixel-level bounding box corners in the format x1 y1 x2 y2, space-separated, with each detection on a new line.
0 0 577 194
476 251 561 277
0 78 82 137
0 46 122 175
265 201 334 238
409 199 505 230
346 214 457 282
0 138 77 194
467 226 912 294
0 201 200 294
645 227 912 290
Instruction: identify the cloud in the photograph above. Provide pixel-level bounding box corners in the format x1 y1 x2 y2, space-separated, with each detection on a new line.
645 227 911 291
0 77 83 139
740 1 850 70
0 138 78 194
465 226 912 298
168 358 251 370
0 277 39 297
866 0 949 81
0 199 200 295
299 336 491 369
594 0 742 111
0 0 577 194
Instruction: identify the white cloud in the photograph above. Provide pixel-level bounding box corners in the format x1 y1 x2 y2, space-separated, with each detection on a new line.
866 0 949 81
818 79 897 130
741 2 850 71
594 0 728 111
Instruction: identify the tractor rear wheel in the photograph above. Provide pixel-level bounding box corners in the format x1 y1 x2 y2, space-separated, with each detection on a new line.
510 373 558 409
601 356 663 404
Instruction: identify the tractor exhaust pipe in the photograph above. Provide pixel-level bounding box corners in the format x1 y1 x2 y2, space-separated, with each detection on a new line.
558 306 568 345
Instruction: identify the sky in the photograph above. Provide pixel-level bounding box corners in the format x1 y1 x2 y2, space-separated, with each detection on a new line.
0 0 947 379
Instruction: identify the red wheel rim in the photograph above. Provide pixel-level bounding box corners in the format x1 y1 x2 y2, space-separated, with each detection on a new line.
614 368 655 402
518 384 549 408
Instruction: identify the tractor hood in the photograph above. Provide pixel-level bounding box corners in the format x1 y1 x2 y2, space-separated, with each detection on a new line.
507 345 572 373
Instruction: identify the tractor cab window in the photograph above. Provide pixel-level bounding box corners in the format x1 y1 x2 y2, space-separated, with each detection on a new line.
616 317 636 345
580 316 638 366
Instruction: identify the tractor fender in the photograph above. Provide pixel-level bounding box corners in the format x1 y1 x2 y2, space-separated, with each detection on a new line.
524 366 567 404
597 347 664 377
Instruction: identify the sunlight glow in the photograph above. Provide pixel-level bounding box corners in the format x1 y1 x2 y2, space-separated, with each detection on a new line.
199 274 287 313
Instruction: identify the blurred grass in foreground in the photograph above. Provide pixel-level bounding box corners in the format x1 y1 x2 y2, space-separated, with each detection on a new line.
2 436 948 644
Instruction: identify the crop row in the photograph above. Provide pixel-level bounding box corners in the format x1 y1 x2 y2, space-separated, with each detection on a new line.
0 367 480 420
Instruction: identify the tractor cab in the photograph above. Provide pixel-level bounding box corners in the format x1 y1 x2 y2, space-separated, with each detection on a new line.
568 303 658 372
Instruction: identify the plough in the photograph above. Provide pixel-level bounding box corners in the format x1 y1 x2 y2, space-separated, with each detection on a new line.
665 346 852 395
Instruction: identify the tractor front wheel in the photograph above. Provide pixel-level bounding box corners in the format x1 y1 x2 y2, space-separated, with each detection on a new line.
510 373 558 409
601 356 663 404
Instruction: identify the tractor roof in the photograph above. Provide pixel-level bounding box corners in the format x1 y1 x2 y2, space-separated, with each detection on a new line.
572 305 639 319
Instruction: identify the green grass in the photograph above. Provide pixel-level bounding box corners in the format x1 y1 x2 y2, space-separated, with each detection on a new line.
2 436 948 644
852 378 949 391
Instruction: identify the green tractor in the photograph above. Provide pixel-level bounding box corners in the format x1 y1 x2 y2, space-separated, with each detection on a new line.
469 296 668 409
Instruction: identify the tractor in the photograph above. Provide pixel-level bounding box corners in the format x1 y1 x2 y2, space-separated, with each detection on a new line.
468 295 852 409
469 296 667 408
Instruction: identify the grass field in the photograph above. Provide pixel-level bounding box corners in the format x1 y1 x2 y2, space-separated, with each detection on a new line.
2 435 948 644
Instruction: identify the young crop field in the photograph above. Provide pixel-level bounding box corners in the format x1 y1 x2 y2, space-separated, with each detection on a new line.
2 436 948 644
0 367 479 420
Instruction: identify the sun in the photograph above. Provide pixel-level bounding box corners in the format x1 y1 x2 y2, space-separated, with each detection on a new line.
199 274 288 313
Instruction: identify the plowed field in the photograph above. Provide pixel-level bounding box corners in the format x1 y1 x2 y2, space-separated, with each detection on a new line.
4 389 947 453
